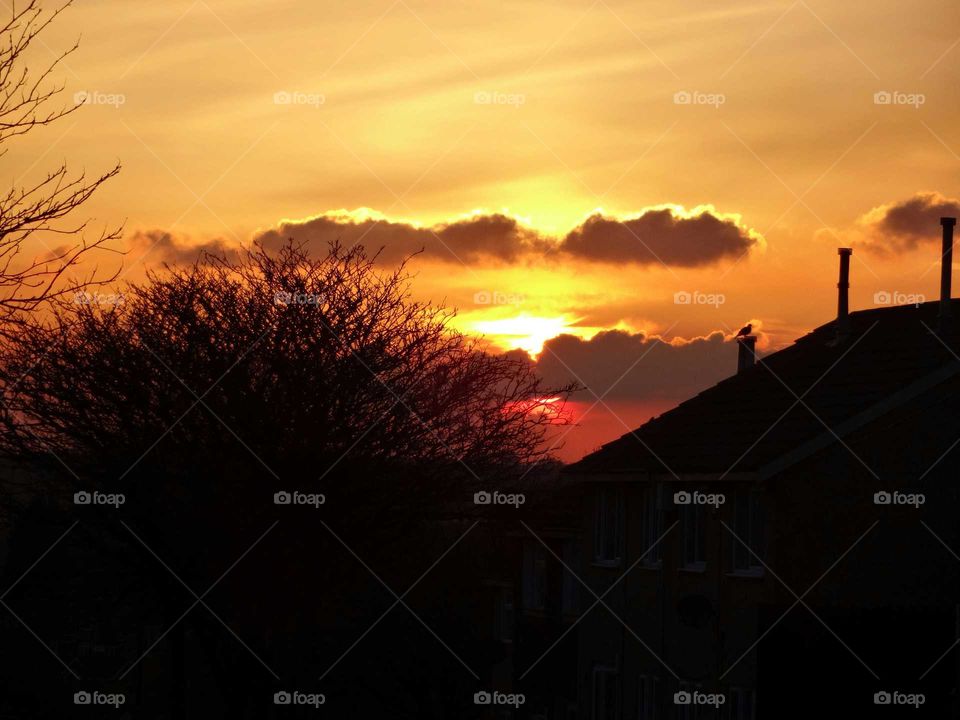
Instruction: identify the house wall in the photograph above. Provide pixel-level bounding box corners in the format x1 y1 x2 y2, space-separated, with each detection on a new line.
577 479 770 719
573 380 960 718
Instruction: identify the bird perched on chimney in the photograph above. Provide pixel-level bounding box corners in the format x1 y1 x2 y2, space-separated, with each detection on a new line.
736 323 752 337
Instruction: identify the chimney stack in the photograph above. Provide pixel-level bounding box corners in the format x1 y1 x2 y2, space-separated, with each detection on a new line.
737 335 757 373
836 248 852 339
940 217 956 332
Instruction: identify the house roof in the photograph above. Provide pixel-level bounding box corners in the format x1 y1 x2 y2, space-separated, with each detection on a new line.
565 300 960 478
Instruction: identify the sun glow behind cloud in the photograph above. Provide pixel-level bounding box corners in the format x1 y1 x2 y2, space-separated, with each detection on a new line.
466 313 597 356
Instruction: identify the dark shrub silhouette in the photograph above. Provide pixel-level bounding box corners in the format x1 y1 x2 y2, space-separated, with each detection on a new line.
0 240 575 717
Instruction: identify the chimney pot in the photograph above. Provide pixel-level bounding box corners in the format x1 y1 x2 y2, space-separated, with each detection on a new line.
940 217 956 331
837 248 852 339
737 335 757 373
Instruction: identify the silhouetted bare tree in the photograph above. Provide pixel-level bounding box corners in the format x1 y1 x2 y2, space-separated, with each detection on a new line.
0 0 121 333
0 240 573 489
0 240 575 716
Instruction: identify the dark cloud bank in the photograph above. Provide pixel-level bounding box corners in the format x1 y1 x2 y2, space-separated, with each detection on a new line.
532 329 737 403
858 192 960 254
130 206 763 269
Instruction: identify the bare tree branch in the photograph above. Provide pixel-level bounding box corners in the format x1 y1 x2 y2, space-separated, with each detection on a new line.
0 0 122 336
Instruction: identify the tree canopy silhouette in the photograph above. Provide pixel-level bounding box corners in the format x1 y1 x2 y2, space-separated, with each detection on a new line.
0 240 573 496
0 240 576 716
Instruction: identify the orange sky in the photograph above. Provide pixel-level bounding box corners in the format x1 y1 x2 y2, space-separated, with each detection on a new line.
11 0 960 459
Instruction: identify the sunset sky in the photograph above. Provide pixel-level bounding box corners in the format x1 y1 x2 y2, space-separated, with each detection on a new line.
13 0 960 459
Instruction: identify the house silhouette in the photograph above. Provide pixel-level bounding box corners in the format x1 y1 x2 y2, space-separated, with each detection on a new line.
525 218 960 718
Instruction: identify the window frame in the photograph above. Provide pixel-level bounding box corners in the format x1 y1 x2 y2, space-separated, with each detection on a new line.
522 541 547 610
495 586 515 643
592 664 621 720
637 673 659 719
726 686 756 720
680 503 706 571
561 539 580 615
639 484 663 568
730 489 765 576
676 681 702 720
593 486 624 567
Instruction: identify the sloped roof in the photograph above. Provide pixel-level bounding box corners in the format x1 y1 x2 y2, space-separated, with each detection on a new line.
566 300 960 477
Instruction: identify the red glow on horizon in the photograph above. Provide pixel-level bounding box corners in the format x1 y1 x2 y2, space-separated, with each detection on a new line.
504 395 574 424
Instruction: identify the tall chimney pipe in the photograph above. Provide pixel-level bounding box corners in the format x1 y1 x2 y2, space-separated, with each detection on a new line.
940 217 956 331
837 248 852 338
737 335 757 374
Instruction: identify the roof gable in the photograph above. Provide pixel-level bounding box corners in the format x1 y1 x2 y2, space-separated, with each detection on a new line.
566 301 960 477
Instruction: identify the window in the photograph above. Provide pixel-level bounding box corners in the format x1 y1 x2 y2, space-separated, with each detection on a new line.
731 490 765 575
637 674 659 719
522 541 547 610
676 682 701 720
639 484 663 566
727 687 756 720
592 665 620 720
680 504 706 570
496 587 514 642
561 540 580 614
594 487 624 565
